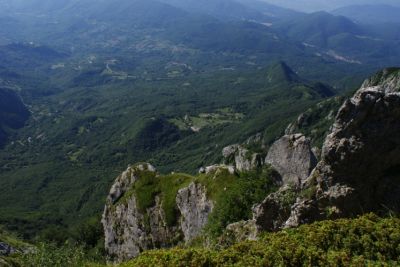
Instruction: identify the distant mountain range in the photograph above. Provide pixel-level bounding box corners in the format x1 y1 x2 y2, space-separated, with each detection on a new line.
262 0 400 12
333 4 400 24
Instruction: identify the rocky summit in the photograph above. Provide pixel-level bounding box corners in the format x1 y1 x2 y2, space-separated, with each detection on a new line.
254 68 400 231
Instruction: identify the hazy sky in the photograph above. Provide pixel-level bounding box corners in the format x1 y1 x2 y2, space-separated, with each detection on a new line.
262 0 400 12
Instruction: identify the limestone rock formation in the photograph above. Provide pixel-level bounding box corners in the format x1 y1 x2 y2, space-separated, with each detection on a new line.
253 68 400 231
222 144 263 172
102 163 169 262
265 134 317 186
102 163 213 263
176 182 213 242
285 67 400 227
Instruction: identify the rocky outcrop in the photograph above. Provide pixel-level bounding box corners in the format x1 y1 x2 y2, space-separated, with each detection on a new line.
103 68 400 261
102 163 213 263
252 68 400 231
265 134 317 186
285 68 400 227
222 144 263 172
176 182 213 242
252 185 297 231
106 163 155 204
102 164 169 262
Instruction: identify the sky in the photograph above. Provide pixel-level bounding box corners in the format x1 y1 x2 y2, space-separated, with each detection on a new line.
262 0 400 12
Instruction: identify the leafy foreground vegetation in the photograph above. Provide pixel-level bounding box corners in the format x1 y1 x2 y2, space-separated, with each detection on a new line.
0 218 105 267
118 214 400 267
3 213 399 266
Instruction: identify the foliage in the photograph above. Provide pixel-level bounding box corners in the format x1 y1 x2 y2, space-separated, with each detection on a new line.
16 242 87 267
0 227 30 251
71 216 105 261
0 57 339 238
120 214 400 267
200 167 277 238
0 218 105 266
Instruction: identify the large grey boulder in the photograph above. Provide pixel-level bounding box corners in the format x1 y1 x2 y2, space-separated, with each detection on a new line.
265 134 317 186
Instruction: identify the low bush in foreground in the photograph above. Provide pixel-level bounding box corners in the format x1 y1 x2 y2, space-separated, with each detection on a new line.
120 214 400 267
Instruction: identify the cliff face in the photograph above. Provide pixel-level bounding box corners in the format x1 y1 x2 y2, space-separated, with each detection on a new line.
102 164 213 263
254 68 400 231
176 182 213 242
287 67 400 226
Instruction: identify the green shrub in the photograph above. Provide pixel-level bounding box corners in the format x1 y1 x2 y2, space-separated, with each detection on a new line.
18 242 87 267
122 214 400 267
201 167 277 238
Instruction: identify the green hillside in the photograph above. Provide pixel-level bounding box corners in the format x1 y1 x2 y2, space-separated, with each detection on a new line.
0 0 397 246
0 61 334 238
0 87 29 147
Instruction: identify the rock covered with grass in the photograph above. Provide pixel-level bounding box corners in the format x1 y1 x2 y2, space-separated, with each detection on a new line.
102 163 215 263
102 162 278 262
